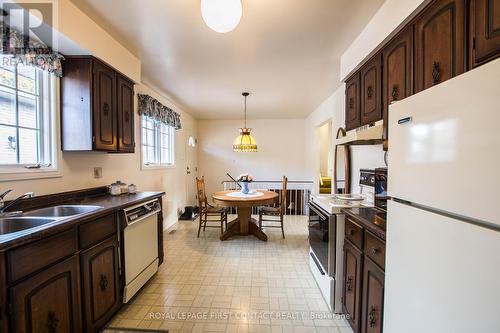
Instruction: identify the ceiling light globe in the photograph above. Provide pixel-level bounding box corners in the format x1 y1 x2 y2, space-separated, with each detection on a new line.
201 0 242 33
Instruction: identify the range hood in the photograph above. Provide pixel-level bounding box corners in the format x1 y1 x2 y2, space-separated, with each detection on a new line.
336 120 384 146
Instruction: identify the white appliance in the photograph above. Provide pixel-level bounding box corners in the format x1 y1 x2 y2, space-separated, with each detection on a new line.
122 199 161 302
385 59 500 333
309 170 375 313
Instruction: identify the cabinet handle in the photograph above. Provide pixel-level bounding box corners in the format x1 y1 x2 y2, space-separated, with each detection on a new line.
391 85 399 101
346 276 354 292
100 274 109 291
369 306 377 327
46 311 59 333
367 85 374 99
349 97 354 109
370 247 380 256
103 102 110 116
432 62 440 85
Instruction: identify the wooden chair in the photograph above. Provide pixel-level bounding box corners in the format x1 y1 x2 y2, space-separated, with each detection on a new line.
258 176 287 238
196 177 228 238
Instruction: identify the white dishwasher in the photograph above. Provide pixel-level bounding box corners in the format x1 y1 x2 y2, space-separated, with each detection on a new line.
122 199 161 302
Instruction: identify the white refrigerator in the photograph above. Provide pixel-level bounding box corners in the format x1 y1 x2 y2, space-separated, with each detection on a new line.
384 58 500 333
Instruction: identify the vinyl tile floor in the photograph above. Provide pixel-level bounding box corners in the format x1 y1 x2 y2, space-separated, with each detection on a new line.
107 215 354 333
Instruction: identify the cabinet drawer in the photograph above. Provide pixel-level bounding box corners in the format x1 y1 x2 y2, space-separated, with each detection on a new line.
364 231 386 270
345 218 363 249
79 214 117 250
7 229 77 284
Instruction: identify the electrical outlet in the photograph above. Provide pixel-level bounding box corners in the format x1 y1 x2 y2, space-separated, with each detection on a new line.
93 167 102 179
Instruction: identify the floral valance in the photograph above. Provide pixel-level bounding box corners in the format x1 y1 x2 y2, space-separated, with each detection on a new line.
0 22 64 77
138 94 182 130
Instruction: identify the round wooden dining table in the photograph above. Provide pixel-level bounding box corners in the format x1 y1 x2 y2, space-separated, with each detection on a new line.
212 190 278 241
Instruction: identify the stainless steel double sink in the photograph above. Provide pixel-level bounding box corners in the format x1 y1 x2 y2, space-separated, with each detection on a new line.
0 205 103 236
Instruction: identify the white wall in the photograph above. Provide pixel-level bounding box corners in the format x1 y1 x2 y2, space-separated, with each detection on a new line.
319 122 332 176
197 119 308 196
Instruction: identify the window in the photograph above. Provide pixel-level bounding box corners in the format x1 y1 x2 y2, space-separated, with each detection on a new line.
0 59 58 179
141 115 174 167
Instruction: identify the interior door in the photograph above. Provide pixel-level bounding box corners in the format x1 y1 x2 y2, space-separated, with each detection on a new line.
185 134 198 207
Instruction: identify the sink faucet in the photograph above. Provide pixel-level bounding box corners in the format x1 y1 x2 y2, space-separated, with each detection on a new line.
0 189 35 217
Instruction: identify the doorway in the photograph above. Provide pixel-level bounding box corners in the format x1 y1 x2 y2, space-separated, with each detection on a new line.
318 120 332 194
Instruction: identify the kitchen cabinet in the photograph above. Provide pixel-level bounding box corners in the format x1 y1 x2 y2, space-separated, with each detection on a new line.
81 237 120 333
343 239 363 333
10 255 82 333
117 75 135 153
343 215 386 333
360 55 382 126
345 73 361 131
61 56 135 153
414 0 466 93
361 257 385 333
471 0 500 67
382 28 413 140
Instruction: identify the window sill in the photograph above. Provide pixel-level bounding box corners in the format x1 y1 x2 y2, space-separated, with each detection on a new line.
141 164 176 171
0 168 63 182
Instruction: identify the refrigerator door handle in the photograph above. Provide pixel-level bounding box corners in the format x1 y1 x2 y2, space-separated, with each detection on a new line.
397 116 413 125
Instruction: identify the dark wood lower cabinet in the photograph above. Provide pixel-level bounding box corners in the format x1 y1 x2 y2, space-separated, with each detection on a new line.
361 257 385 333
10 255 82 333
343 240 363 333
81 237 120 333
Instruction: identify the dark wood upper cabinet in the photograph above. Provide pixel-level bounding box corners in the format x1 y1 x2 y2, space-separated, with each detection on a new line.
61 56 135 153
360 55 382 126
361 257 385 333
93 60 117 151
81 237 120 333
343 239 363 333
471 0 500 66
382 27 413 140
117 75 135 153
345 73 361 131
10 256 82 333
414 0 467 93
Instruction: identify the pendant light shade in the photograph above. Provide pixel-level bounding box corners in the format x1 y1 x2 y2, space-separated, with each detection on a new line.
233 92 257 152
201 0 242 33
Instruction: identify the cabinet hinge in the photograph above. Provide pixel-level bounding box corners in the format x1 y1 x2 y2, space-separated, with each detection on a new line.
92 135 96 143
472 37 476 50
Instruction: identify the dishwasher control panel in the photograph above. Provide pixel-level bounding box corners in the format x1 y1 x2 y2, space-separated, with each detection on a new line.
123 199 161 225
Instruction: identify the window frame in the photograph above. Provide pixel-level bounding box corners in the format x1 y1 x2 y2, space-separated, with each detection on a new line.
0 63 61 181
140 115 175 170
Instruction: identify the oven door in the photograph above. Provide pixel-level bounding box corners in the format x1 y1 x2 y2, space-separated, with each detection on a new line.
308 202 330 273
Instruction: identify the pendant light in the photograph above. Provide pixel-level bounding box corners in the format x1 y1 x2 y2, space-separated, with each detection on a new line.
201 0 242 33
233 92 257 152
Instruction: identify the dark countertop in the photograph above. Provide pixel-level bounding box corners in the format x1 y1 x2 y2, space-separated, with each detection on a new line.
0 191 164 251
342 207 386 240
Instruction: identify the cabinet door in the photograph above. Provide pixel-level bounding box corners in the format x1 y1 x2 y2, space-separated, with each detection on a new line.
361 257 385 333
343 240 363 333
472 0 500 66
360 55 382 126
81 237 120 333
93 60 117 151
414 0 466 93
382 28 413 140
345 73 361 131
117 75 135 153
10 256 82 333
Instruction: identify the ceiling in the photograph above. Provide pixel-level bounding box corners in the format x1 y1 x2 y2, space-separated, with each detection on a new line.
70 0 385 119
